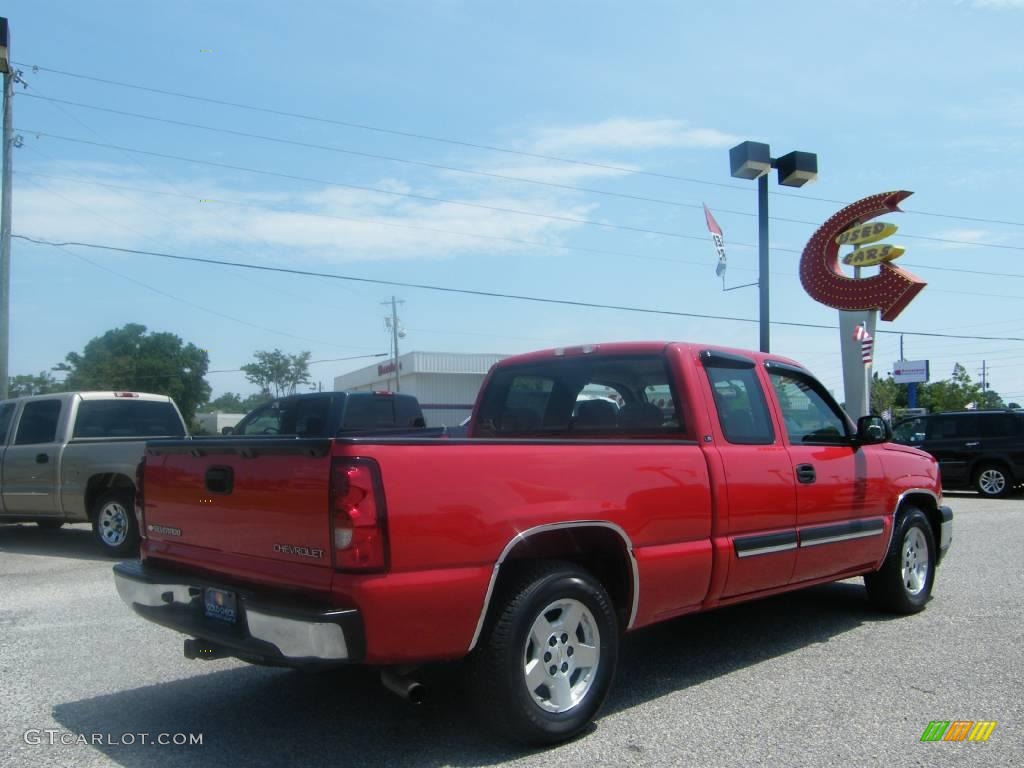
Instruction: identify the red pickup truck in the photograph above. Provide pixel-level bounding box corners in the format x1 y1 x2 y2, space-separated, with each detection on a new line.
114 342 952 744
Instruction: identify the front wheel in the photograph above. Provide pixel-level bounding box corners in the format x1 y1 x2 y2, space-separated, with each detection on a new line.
864 507 935 614
469 561 619 745
91 490 139 557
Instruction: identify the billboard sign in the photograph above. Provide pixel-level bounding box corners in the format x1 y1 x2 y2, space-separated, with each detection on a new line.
893 359 930 383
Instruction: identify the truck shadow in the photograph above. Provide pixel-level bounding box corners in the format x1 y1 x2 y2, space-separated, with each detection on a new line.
0 523 113 562
50 580 890 767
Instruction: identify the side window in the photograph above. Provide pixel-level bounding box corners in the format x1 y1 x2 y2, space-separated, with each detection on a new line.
892 417 926 444
290 396 332 435
769 372 849 444
497 375 556 433
927 415 977 440
235 402 282 435
14 400 62 445
979 414 1014 438
705 365 774 445
0 403 15 444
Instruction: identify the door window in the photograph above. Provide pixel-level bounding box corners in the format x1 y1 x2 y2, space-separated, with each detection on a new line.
769 372 849 444
892 417 926 444
704 366 774 444
14 400 62 445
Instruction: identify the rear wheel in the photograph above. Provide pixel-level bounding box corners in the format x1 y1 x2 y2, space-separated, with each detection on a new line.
975 464 1011 498
469 561 619 745
35 520 65 530
91 490 139 557
864 507 935 614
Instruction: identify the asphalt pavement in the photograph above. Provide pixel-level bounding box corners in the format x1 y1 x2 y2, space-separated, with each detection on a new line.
1 492 1021 768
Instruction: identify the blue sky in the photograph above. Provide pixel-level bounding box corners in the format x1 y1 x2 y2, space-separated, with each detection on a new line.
6 0 1024 404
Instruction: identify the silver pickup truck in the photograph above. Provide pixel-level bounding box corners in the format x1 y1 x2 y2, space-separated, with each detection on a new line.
0 391 187 555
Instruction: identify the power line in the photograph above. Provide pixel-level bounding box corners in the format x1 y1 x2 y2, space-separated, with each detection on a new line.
20 93 734 213
15 169 745 267
18 173 377 351
19 170 1024 285
14 235 1024 343
19 129 713 243
17 61 1024 229
17 101 1023 251
18 129 1024 257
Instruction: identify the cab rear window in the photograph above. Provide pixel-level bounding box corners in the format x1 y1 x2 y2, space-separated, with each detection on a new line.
475 354 687 438
73 400 185 439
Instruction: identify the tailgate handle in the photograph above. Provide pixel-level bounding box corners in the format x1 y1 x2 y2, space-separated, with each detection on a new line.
205 466 234 495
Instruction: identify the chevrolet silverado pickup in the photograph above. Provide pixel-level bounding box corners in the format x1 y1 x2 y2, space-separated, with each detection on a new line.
114 342 953 744
0 391 187 555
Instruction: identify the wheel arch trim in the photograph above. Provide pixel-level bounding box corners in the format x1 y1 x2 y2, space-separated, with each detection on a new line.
881 488 941 563
468 521 639 652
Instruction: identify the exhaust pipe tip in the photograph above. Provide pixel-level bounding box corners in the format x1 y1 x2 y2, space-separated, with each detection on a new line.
381 668 428 704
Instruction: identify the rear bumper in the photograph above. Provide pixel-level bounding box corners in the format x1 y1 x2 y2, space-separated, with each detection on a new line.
113 560 365 664
938 505 953 564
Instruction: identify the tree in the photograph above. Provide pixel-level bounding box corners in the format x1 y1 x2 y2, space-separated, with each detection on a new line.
55 323 210 422
870 373 904 418
918 364 982 412
200 391 271 413
8 371 63 397
241 349 312 398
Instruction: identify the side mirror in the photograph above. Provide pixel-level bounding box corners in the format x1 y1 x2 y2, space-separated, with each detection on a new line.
221 426 233 435
855 415 890 444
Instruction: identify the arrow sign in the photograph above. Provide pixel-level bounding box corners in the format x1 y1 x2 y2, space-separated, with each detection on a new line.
799 190 926 321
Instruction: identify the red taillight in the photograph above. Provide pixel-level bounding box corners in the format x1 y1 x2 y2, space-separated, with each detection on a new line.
135 459 146 536
330 458 388 572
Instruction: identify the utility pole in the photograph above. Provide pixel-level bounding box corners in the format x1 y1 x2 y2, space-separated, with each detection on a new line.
979 360 987 397
0 18 14 400
382 296 404 393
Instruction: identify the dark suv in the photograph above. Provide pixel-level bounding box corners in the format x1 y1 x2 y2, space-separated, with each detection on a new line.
892 410 1024 497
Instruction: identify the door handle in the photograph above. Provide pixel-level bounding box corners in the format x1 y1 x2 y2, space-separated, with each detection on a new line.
796 464 816 484
35 453 49 464
965 441 980 448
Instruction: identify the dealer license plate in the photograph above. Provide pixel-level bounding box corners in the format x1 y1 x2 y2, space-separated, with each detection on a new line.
203 588 237 624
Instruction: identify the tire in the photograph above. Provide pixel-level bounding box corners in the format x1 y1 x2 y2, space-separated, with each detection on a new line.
91 490 139 557
974 463 1012 498
35 520 65 530
468 561 619 746
864 507 936 614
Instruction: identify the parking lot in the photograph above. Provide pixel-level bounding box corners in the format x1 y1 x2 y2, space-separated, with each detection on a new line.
1 492 1020 768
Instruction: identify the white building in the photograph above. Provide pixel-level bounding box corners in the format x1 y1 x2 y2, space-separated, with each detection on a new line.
195 412 246 435
333 351 507 427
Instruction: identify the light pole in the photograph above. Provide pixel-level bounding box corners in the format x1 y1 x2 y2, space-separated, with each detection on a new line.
0 17 12 399
729 141 818 353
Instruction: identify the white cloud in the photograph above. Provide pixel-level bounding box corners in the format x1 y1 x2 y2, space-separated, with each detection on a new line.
931 228 1001 249
531 118 740 154
970 0 1024 8
14 165 595 263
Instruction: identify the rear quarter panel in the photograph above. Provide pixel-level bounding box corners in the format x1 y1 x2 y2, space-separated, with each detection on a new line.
333 438 714 660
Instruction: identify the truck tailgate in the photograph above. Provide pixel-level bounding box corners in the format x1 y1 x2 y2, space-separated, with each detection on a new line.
141 439 333 589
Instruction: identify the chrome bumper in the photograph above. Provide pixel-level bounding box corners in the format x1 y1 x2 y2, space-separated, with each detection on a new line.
113 561 364 663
